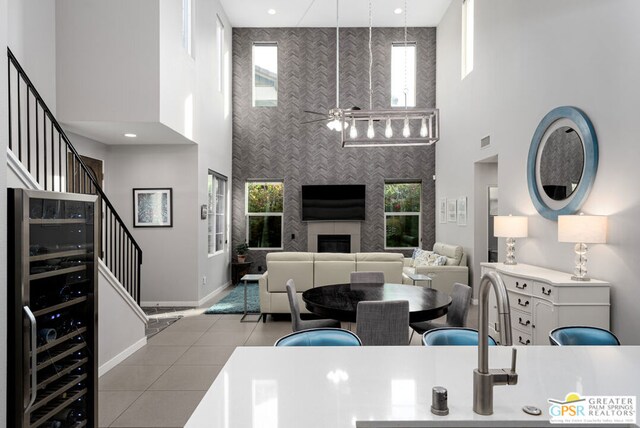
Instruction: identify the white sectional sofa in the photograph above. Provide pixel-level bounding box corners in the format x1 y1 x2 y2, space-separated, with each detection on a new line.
258 252 404 321
401 242 469 295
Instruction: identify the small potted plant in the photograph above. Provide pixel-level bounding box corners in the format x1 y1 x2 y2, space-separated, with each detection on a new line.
236 242 249 263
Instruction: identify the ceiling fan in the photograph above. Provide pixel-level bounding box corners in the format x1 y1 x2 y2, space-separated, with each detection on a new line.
302 107 361 130
301 0 356 132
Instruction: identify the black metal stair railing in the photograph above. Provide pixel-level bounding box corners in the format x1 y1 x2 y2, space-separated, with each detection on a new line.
7 48 142 304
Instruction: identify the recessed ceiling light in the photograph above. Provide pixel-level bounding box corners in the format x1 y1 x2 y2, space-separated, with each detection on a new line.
124 133 137 138
267 9 276 15
394 8 403 14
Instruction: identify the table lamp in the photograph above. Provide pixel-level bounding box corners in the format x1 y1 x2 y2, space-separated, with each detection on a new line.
494 215 528 265
558 213 607 281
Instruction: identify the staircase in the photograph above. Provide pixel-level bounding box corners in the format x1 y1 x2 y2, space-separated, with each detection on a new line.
6 47 143 306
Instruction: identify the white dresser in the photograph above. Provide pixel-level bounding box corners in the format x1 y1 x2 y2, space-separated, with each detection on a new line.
480 263 610 346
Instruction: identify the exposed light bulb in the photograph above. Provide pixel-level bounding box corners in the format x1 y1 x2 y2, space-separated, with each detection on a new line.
349 118 358 139
402 117 410 138
367 119 375 139
420 117 428 138
385 118 393 138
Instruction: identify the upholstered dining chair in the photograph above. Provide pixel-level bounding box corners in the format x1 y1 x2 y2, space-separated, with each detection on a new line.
549 326 620 346
356 300 409 346
274 328 362 346
422 327 497 346
409 283 472 342
350 271 385 284
286 279 341 332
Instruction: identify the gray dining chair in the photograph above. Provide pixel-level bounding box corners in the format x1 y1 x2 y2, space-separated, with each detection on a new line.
409 283 472 342
350 271 385 284
356 300 409 346
286 279 341 332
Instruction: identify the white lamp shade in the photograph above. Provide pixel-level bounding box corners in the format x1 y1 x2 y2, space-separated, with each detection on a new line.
494 215 528 238
558 215 607 243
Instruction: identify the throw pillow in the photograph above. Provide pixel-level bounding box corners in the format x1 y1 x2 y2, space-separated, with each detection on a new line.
415 253 447 267
413 249 432 267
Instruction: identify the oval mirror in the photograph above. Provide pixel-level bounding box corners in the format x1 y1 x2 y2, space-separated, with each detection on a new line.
527 107 598 220
539 126 584 201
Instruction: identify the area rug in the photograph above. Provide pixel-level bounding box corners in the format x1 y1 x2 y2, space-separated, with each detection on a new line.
205 282 260 314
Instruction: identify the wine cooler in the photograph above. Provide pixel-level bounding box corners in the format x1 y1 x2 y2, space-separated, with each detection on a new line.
8 189 98 428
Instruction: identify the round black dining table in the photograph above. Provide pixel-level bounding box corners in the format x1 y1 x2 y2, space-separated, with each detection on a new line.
302 283 452 323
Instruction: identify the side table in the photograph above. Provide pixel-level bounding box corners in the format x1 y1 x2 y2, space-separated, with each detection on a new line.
232 261 252 285
240 273 263 323
407 272 433 288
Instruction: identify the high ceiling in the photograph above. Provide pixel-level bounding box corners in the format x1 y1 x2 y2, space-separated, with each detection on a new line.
220 0 452 28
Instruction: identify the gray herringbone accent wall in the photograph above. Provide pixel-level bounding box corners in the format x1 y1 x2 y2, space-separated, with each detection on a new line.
232 27 436 272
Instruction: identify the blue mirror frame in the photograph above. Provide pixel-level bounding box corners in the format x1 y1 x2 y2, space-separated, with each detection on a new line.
527 106 598 221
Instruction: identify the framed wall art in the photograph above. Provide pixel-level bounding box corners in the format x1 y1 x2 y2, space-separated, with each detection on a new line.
133 188 173 227
457 196 467 226
447 198 457 223
439 198 447 224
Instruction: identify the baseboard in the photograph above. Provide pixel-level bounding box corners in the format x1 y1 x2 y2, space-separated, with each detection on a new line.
141 281 233 308
197 281 232 307
98 336 147 377
140 300 201 307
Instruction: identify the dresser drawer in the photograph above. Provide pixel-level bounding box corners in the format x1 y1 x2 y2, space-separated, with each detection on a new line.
533 281 610 304
511 309 533 335
508 290 532 314
500 273 532 294
514 330 533 346
533 282 556 302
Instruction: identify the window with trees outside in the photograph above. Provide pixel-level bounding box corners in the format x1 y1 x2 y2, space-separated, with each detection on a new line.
208 171 227 255
384 182 421 249
246 182 283 249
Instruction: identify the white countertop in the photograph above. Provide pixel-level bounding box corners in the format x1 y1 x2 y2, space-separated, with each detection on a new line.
185 346 640 427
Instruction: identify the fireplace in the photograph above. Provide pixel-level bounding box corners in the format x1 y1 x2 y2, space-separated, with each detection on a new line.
317 234 351 253
307 221 361 252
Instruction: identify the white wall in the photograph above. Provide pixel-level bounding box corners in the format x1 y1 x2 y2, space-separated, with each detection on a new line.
56 0 159 123
158 0 233 303
57 0 233 305
106 144 200 305
98 263 147 376
1 0 9 421
192 0 233 302
436 0 640 344
8 0 56 112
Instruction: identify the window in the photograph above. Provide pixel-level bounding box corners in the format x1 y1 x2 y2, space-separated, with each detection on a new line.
182 0 193 57
391 43 416 107
461 0 474 78
208 171 227 255
252 43 278 107
384 182 421 249
246 182 283 249
216 15 224 92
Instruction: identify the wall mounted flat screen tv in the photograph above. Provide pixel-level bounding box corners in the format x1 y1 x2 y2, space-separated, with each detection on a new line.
301 185 366 221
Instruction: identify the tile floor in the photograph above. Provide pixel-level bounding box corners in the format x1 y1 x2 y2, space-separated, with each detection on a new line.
99 285 478 427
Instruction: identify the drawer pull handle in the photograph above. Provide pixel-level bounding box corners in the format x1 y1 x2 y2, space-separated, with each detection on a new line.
542 287 552 296
518 317 531 327
519 337 531 345
517 298 530 307
515 282 527 290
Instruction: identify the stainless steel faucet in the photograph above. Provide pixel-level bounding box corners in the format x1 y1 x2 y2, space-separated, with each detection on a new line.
473 271 518 415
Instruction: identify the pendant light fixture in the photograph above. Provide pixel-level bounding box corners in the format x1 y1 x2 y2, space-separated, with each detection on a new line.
340 0 440 148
